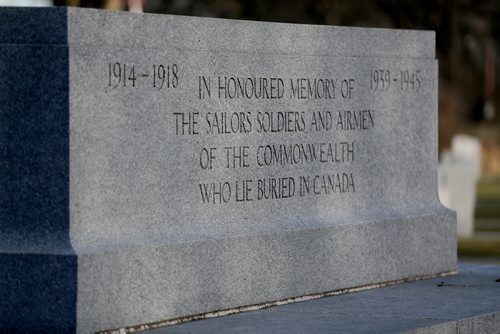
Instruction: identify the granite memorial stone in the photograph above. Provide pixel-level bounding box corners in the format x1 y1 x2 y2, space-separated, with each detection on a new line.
0 7 457 333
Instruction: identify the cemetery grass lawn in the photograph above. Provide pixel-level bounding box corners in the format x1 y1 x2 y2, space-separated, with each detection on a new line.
475 177 500 221
458 177 500 260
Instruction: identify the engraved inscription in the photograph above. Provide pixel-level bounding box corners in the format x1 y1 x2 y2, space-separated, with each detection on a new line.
103 57 427 206
192 75 362 204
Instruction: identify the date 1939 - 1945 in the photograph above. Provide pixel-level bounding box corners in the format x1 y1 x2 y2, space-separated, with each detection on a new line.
108 62 178 90
370 69 421 92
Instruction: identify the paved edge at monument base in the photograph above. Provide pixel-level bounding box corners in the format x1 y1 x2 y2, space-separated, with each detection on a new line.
409 312 500 334
105 271 457 333
78 211 455 333
138 263 500 334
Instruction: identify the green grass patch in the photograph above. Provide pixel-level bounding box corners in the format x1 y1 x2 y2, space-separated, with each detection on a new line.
475 178 500 219
477 177 500 197
458 238 500 257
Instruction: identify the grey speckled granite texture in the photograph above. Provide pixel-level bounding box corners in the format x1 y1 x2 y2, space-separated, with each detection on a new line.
146 263 500 334
0 7 435 58
0 7 456 333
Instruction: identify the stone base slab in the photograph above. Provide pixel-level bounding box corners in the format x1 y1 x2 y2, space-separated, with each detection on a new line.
0 210 455 332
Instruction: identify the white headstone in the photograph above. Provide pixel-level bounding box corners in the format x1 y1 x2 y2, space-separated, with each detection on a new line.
439 135 481 237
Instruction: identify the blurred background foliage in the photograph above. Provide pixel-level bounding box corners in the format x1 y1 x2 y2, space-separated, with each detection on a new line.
53 0 500 176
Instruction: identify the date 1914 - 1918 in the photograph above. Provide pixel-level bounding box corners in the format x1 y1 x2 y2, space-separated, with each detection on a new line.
108 62 178 90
